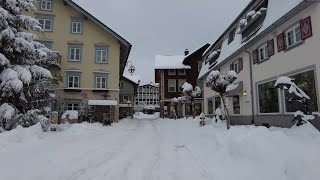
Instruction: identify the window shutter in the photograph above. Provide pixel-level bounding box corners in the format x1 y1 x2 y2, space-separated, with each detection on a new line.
267 39 275 57
230 63 234 71
277 33 285 52
239 58 243 71
300 16 313 40
252 49 258 64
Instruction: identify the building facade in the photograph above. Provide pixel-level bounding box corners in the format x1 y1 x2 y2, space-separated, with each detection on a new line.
134 83 160 112
199 0 320 129
31 0 131 122
119 76 138 119
155 47 208 118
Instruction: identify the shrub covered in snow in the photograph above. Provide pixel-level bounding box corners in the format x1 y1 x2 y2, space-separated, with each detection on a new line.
0 0 60 131
206 70 237 129
275 76 315 126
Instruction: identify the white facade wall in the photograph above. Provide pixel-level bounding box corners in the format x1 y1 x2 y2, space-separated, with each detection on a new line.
202 3 320 121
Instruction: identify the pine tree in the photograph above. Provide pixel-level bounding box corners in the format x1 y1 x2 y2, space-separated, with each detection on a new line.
0 0 59 131
206 70 237 129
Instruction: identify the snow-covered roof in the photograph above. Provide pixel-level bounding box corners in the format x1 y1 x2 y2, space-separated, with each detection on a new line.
88 100 118 106
199 0 305 79
123 74 140 85
154 55 191 69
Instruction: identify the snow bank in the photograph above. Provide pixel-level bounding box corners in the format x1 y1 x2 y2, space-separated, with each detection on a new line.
133 112 159 120
61 110 79 120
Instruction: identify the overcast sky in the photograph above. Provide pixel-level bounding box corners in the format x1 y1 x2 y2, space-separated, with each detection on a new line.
75 0 251 84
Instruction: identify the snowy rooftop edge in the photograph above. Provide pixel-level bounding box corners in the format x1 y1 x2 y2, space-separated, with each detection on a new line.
154 55 191 69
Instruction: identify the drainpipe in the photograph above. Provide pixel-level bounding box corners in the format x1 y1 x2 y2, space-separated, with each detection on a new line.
245 50 255 125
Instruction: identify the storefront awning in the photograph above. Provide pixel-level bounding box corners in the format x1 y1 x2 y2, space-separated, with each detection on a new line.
88 100 118 106
226 81 243 96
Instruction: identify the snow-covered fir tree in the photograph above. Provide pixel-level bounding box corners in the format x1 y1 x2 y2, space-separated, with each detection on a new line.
0 0 59 131
206 70 237 129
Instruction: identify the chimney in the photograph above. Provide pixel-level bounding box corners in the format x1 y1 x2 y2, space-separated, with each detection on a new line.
184 49 189 56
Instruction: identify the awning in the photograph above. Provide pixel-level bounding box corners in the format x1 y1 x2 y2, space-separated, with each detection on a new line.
226 81 243 96
88 100 118 106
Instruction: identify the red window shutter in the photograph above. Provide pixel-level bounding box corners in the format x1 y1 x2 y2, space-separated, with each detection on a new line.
239 58 243 71
267 39 275 57
252 49 258 64
277 33 285 52
300 16 313 40
230 63 234 71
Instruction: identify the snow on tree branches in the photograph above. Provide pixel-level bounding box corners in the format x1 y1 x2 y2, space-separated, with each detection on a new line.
0 0 59 131
275 76 315 126
206 70 237 129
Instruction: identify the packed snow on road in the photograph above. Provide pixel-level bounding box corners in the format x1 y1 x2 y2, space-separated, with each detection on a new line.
1 113 320 180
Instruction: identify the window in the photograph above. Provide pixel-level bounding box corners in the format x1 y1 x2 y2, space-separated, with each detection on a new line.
258 80 279 113
37 17 53 31
96 77 107 89
95 48 108 63
258 43 269 62
119 81 124 89
69 46 82 61
38 41 53 49
285 23 302 48
123 96 129 102
40 0 52 11
228 28 237 44
230 58 243 73
178 69 186 75
207 98 213 115
168 79 176 92
178 79 187 92
68 76 80 88
71 20 83 34
284 70 318 113
198 61 202 72
233 95 240 114
215 97 221 110
168 70 176 75
67 103 79 111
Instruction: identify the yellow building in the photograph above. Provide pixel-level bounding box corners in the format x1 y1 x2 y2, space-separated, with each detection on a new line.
31 0 131 122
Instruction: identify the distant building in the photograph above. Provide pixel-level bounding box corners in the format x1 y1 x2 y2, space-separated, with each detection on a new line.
155 45 209 118
119 75 139 119
134 83 160 112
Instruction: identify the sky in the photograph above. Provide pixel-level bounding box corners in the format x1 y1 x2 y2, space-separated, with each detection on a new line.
74 0 251 84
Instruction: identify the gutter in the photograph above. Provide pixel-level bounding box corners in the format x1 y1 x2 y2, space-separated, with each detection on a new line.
245 50 255 125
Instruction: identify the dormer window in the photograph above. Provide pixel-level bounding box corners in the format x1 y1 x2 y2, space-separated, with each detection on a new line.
238 0 268 42
228 28 237 44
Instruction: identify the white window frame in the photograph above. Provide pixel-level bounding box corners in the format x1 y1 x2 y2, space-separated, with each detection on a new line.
40 0 52 11
71 21 82 34
257 80 281 115
178 79 187 92
68 76 80 88
258 43 269 62
285 23 302 48
38 18 52 31
282 69 318 115
69 47 81 61
168 79 176 92
96 49 108 63
96 77 107 89
168 70 176 75
178 69 186 75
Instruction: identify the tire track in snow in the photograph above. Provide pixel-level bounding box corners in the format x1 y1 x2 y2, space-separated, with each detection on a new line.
64 119 143 180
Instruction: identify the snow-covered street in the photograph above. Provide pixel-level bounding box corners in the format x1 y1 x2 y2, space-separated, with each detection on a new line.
1 114 320 180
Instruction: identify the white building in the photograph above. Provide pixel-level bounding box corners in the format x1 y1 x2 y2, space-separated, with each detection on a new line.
134 83 160 111
199 0 320 129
